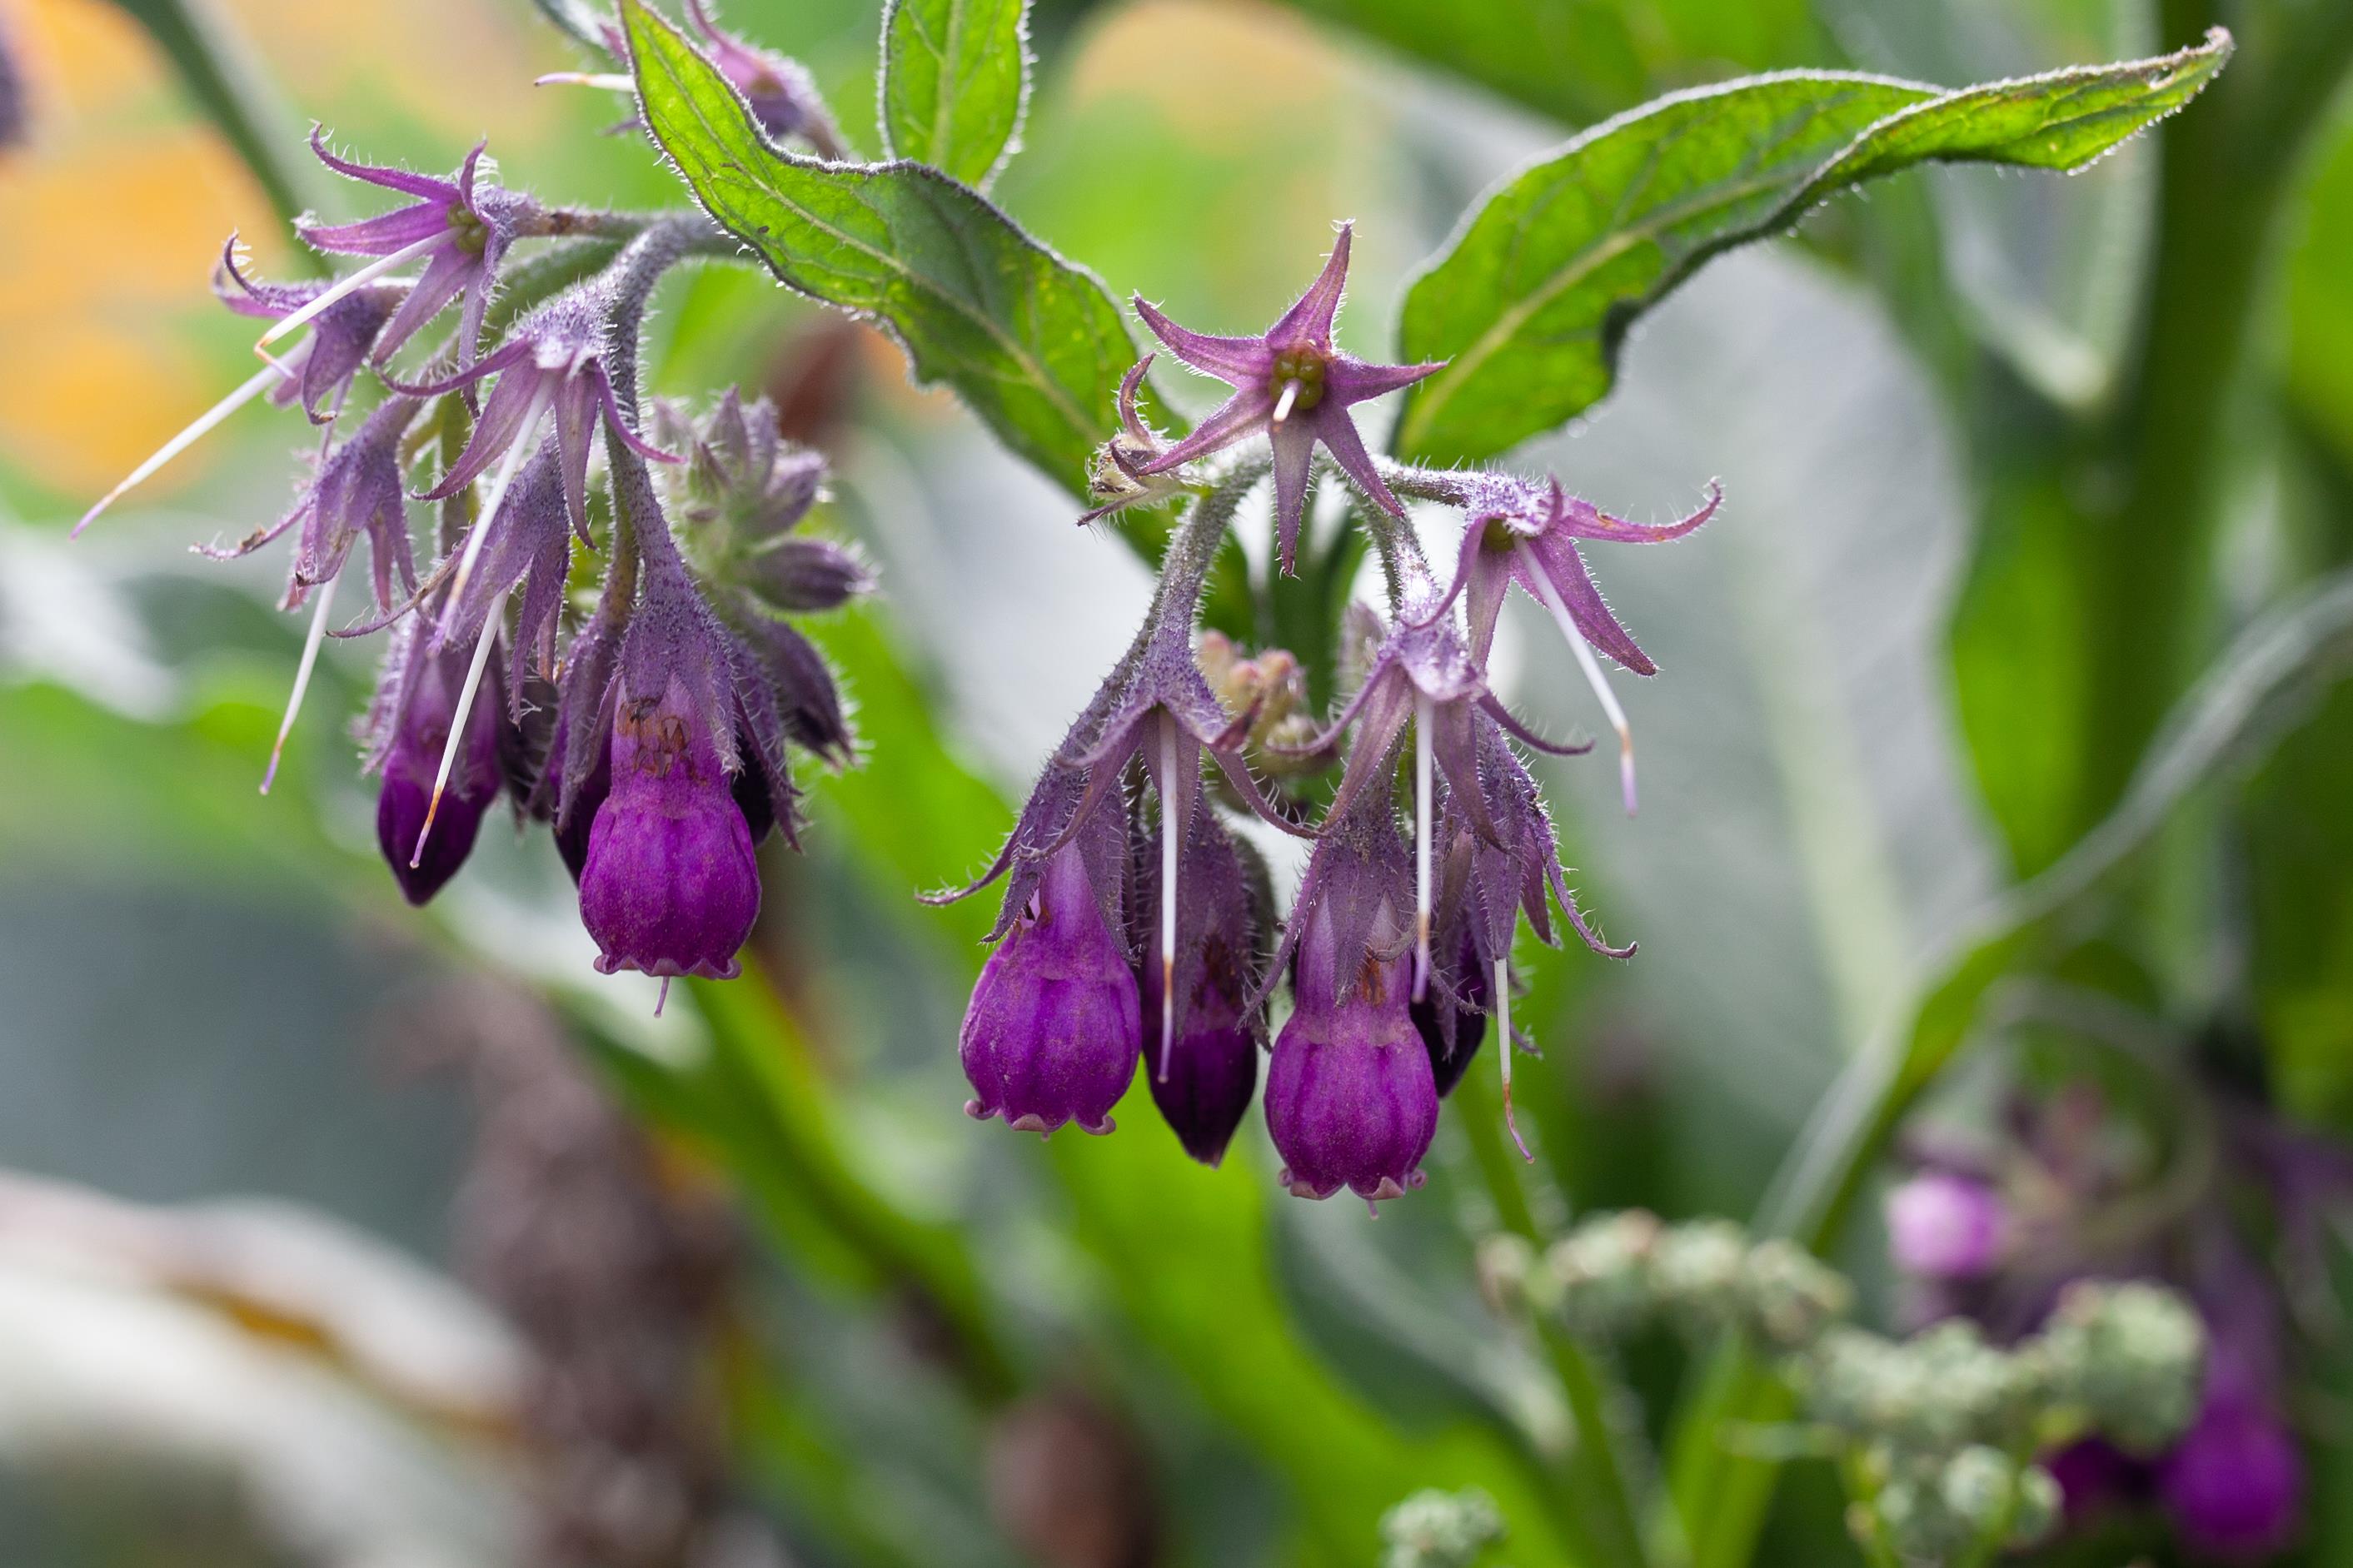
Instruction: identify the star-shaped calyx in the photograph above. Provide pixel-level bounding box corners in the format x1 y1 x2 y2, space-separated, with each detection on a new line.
1132 225 1441 575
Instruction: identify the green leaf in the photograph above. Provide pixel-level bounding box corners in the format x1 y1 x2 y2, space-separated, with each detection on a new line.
879 0 1030 190
622 0 1137 498
1393 29 2233 464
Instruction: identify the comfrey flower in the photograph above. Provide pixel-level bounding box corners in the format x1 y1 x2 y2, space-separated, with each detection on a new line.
1422 714 1630 1150
214 238 401 423
1133 225 1442 574
1420 471 1718 814
577 563 765 991
1287 571 1594 1007
293 129 543 368
364 615 506 905
1079 358 1190 526
679 0 846 155
933 502 1302 1138
1132 783 1269 1166
195 396 424 792
960 814 1141 1137
661 390 871 623
1261 794 1437 1208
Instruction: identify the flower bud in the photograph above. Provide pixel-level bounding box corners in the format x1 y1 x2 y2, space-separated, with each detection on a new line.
580 674 763 980
371 623 502 906
2040 1281 2205 1452
1884 1170 2007 1280
1548 1210 1661 1337
960 840 1140 1137
1378 1488 1503 1568
1740 1238 1853 1352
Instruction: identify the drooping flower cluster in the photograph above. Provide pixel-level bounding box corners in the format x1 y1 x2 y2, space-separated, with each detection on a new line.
944 229 1717 1206
78 126 864 1001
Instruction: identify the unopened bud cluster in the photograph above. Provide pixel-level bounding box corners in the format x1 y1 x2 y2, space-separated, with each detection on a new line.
1378 1488 1504 1568
1482 1217 2203 1567
1478 1212 1850 1351
1801 1281 2202 1564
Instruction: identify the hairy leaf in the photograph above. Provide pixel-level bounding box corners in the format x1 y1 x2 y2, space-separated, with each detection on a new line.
879 0 1029 190
623 0 1134 498
1393 29 2233 463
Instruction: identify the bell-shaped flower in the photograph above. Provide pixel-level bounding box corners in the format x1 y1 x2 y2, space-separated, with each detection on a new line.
577 568 765 987
1131 798 1268 1167
363 614 504 905
296 130 543 366
1132 225 1442 574
931 550 1304 1100
1260 798 1436 1207
960 809 1142 1138
1423 471 1719 813
1284 575 1588 1006
213 237 400 423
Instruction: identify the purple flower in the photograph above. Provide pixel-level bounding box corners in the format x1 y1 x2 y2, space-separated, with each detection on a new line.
1133 802 1266 1166
1261 792 1437 1206
1285 576 1595 1004
365 616 504 905
198 397 421 615
1884 1171 2008 1281
2157 1393 2301 1559
298 129 543 366
680 0 846 156
1408 925 1487 1098
1133 225 1442 574
960 823 1141 1138
578 570 766 983
213 238 400 423
1420 472 1718 813
404 277 679 560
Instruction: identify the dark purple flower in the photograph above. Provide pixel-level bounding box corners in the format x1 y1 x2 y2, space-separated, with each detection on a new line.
578 571 765 983
1133 802 1265 1166
1410 925 1488 1099
1420 472 1718 812
960 822 1141 1138
214 237 401 423
365 615 504 905
681 0 846 156
1261 792 1437 1206
1133 225 1443 574
2158 1393 2301 1559
298 129 543 366
1885 1171 2008 1281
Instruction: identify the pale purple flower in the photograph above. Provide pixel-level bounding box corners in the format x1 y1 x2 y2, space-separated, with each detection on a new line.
1133 225 1442 574
213 237 401 423
1885 1171 2008 1281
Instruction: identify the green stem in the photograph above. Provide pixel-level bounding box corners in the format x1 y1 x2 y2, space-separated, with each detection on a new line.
2076 0 2353 829
1454 1086 1659 1568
